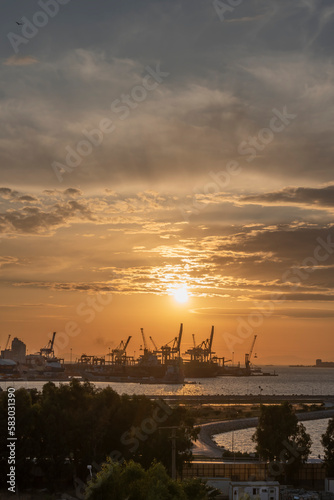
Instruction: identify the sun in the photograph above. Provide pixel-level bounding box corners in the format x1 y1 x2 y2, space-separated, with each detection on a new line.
173 286 189 304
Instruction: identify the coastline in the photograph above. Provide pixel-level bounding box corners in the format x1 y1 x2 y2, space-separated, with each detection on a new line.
193 408 334 459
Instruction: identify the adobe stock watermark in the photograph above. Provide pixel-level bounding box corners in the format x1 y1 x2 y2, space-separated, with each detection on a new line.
213 0 244 22
223 229 334 353
238 107 296 162
68 399 173 500
7 0 71 54
179 161 242 222
52 291 113 356
7 388 16 494
52 63 169 182
269 439 307 477
180 106 296 222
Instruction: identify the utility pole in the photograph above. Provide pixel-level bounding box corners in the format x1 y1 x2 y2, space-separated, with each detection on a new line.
232 430 235 463
171 428 176 480
159 426 178 480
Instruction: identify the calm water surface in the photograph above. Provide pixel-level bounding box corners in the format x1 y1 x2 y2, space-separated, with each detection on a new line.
213 418 330 459
1 366 334 396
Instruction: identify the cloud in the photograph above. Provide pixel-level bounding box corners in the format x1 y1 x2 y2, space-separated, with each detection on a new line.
190 306 334 318
3 56 38 66
0 303 68 308
18 195 38 203
1 22 334 190
0 188 185 236
0 0 334 326
0 188 19 199
0 200 95 235
63 188 83 197
253 293 334 301
241 185 334 208
0 256 19 268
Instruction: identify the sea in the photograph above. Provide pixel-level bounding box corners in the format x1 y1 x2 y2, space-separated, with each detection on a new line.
1 366 333 459
213 418 330 460
1 366 334 397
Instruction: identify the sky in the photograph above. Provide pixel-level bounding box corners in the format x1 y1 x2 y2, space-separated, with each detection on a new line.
1 0 334 365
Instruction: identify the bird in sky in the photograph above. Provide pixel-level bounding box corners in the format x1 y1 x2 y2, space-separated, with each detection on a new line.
16 21 23 26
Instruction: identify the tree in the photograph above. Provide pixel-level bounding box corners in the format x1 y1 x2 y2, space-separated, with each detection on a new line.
252 403 311 478
84 460 218 500
321 417 334 476
0 381 198 492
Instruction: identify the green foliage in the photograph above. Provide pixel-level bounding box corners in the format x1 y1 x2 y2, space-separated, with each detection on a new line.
85 460 217 500
222 449 256 459
321 417 334 476
182 477 221 500
0 381 197 492
85 460 186 500
252 403 311 477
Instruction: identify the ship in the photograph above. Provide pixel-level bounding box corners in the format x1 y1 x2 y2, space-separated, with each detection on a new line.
74 325 185 384
0 333 65 379
315 359 334 367
182 329 267 378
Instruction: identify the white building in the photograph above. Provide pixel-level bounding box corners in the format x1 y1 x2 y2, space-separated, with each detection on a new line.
325 479 334 494
1 337 26 364
229 481 280 500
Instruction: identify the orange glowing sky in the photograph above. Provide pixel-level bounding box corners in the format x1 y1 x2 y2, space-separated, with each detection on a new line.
1 0 334 365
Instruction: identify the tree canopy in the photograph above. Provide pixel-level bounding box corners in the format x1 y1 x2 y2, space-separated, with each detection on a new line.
252 402 311 477
0 380 198 492
85 460 219 500
321 417 334 476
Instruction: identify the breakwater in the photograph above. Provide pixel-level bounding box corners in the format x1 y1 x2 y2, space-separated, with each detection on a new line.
150 394 334 404
194 408 334 458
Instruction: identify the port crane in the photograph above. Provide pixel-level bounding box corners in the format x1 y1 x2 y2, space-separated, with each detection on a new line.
158 323 183 364
149 336 158 352
79 354 105 366
111 336 132 364
140 328 151 355
245 334 257 373
175 323 183 357
140 328 149 353
185 326 215 363
40 332 56 358
5 334 11 350
204 326 215 361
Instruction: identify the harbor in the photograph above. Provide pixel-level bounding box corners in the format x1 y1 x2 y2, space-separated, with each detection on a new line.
0 325 277 383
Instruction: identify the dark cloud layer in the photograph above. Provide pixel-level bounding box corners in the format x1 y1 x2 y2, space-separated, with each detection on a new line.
241 185 334 207
0 1 334 188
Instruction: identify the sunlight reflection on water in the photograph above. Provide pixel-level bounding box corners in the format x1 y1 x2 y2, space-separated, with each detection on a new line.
1 367 334 396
